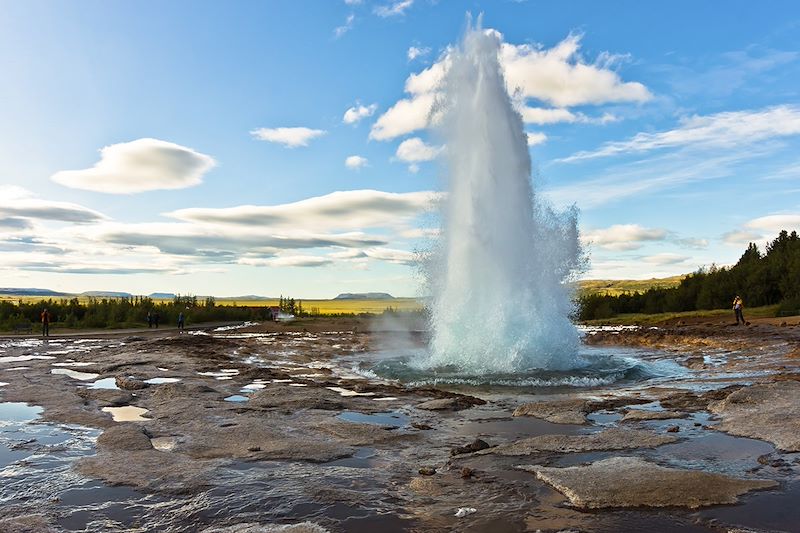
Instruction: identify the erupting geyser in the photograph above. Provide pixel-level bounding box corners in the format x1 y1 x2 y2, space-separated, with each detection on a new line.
426 20 583 373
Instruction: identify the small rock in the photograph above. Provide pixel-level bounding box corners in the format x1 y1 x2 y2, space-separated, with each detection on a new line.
115 375 148 390
418 466 436 476
247 446 261 452
780 321 788 327
757 454 771 465
451 438 491 456
97 425 153 451
460 467 475 479
667 425 680 433
411 423 433 430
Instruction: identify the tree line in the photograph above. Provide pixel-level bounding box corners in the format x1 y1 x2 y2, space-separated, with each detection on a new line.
579 230 800 320
0 295 274 331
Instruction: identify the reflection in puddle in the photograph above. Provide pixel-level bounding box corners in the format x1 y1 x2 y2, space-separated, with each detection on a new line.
88 378 120 390
324 447 378 469
144 377 181 385
102 406 150 422
224 395 249 403
0 355 56 363
51 368 100 381
337 411 408 427
326 386 375 397
0 402 43 423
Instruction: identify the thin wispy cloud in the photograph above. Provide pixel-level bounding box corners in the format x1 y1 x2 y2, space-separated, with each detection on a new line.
560 105 800 162
334 14 355 38
375 0 414 17
250 127 327 148
51 138 215 194
407 45 430 61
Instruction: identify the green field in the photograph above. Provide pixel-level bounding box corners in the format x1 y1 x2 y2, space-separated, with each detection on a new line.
577 276 684 297
214 297 424 315
583 304 781 326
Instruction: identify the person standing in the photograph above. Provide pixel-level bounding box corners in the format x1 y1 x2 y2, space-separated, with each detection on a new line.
153 311 160 328
147 311 153 328
733 295 745 325
177 312 185 332
41 308 50 337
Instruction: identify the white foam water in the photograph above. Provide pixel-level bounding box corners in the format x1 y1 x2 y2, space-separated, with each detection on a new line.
426 19 582 373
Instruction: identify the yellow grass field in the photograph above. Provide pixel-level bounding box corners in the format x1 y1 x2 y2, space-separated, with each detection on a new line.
0 294 424 315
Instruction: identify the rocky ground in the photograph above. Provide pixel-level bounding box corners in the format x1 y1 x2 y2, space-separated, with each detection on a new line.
0 319 798 532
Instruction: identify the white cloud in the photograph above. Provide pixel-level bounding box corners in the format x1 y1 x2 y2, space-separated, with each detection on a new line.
561 105 800 162
239 255 333 268
500 33 651 107
370 31 648 140
642 253 691 265
166 189 439 232
0 186 107 223
344 0 362 4
345 155 369 170
343 103 378 124
374 0 414 17
364 247 416 265
520 106 619 125
51 138 215 194
395 137 442 162
583 224 668 251
723 213 800 246
408 46 430 61
334 14 355 38
250 127 327 148
526 132 547 146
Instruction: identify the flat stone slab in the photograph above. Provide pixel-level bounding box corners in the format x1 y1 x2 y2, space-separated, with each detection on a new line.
485 428 677 456
518 457 777 509
709 381 800 451
513 399 589 424
622 409 687 422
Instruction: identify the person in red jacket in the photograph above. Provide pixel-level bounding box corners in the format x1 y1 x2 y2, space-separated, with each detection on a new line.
41 308 50 337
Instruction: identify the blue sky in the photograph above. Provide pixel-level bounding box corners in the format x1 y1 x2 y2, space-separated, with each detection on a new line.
1 0 799 297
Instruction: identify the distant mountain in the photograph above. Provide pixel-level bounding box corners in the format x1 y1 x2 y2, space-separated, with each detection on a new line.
81 291 132 298
0 287 69 296
149 292 176 299
334 292 394 300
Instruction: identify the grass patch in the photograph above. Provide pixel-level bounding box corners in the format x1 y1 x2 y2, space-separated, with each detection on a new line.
583 304 781 326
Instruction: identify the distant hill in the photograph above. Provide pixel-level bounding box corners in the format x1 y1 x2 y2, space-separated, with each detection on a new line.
81 291 133 298
334 292 394 300
219 295 274 301
149 292 176 299
578 276 684 297
0 287 69 297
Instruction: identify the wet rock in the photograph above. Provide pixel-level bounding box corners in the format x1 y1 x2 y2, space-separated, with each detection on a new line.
97 424 153 451
666 425 680 433
248 388 344 411
518 457 777 509
460 467 475 479
201 523 330 532
416 397 477 411
76 449 219 494
513 399 590 424
486 428 677 456
0 514 58 533
77 388 133 406
151 382 216 400
709 381 800 451
408 476 443 496
412 422 433 430
451 438 491 456
684 357 705 369
115 375 148 390
418 466 437 475
622 409 687 422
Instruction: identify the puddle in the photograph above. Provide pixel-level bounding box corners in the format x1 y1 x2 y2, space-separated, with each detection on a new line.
52 361 97 367
51 368 100 381
289 383 308 387
102 406 150 422
0 355 56 364
337 411 408 427
0 402 43 423
324 447 379 469
144 377 181 385
199 369 240 380
586 410 623 426
373 397 399 401
241 381 268 392
327 386 375 397
0 382 8 387
224 395 249 403
88 378 120 390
